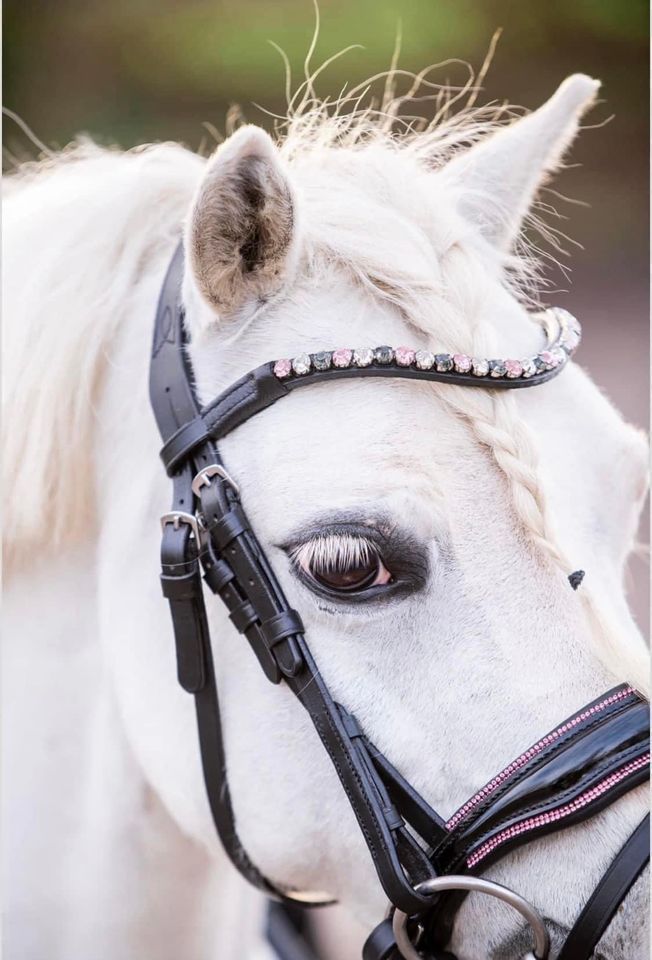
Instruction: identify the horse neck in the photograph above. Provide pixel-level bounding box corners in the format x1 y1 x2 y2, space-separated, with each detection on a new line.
5 538 271 960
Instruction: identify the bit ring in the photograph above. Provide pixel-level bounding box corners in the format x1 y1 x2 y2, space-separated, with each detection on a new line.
392 875 549 960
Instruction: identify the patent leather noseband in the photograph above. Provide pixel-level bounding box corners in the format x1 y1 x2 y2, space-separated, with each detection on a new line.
150 244 649 960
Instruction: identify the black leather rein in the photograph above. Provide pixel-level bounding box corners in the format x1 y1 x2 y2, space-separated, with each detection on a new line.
149 243 649 960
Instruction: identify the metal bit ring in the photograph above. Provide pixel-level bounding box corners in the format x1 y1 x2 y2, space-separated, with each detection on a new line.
392 876 550 960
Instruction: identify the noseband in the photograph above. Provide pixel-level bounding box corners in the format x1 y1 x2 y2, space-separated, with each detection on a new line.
150 244 649 960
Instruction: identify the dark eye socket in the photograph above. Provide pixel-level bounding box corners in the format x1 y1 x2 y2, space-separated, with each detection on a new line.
291 536 393 596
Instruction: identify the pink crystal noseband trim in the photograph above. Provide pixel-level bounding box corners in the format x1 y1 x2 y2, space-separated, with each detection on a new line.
466 752 650 869
272 307 581 383
446 686 636 832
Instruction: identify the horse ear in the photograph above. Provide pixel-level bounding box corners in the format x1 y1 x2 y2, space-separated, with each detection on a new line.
442 74 600 250
186 125 299 318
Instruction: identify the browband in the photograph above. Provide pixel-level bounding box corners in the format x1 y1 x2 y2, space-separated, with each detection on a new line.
158 297 581 476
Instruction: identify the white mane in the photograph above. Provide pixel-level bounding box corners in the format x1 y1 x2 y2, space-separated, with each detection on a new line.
3 140 203 568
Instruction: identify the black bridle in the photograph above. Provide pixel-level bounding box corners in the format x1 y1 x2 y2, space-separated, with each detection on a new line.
150 243 649 960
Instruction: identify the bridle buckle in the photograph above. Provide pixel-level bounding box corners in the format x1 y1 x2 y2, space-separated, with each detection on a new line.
192 463 240 498
160 511 200 542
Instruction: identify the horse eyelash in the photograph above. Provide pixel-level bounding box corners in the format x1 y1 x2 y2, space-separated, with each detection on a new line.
289 535 378 574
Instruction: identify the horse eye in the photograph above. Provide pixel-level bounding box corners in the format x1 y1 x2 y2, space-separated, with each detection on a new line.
294 540 393 595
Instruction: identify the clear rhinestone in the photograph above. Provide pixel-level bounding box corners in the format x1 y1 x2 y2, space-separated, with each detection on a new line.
415 350 435 370
374 345 394 364
435 353 453 372
554 307 579 333
550 346 566 366
332 348 353 368
521 358 537 378
292 353 312 375
489 360 507 378
533 356 547 374
561 328 581 352
452 353 472 373
395 346 416 367
353 347 374 367
312 351 332 371
472 358 489 377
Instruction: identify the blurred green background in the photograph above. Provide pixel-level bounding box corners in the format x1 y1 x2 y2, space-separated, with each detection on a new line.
3 0 648 279
3 0 649 630
3 2 648 313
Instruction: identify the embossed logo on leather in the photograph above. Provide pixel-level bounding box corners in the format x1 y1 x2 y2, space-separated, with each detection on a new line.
152 304 177 357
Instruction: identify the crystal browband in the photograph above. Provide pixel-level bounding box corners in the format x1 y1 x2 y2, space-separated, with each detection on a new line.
159 307 581 474
272 307 581 382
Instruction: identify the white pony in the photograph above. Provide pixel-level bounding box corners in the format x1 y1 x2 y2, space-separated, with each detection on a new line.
3 68 649 960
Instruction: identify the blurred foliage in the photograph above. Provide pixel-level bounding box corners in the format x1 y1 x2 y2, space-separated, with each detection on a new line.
3 0 649 271
4 1 647 145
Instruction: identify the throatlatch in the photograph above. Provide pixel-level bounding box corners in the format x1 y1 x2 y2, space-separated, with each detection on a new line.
150 244 649 960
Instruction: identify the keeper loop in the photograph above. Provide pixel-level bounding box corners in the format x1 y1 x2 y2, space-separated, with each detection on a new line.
383 804 405 832
338 706 365 741
229 599 258 634
203 558 236 594
160 570 200 601
260 609 305 649
209 506 249 551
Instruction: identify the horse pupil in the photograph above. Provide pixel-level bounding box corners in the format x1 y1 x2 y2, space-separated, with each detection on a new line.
315 557 378 591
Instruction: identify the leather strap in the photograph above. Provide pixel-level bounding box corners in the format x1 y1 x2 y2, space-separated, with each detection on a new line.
151 245 289 898
556 813 650 960
266 901 320 960
337 703 448 851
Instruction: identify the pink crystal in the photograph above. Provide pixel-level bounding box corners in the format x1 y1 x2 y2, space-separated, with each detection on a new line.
332 348 353 368
273 359 292 378
395 346 416 367
453 354 472 373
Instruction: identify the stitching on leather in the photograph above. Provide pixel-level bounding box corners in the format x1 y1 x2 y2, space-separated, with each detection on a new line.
202 377 253 418
312 713 381 861
311 709 430 906
204 388 255 434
